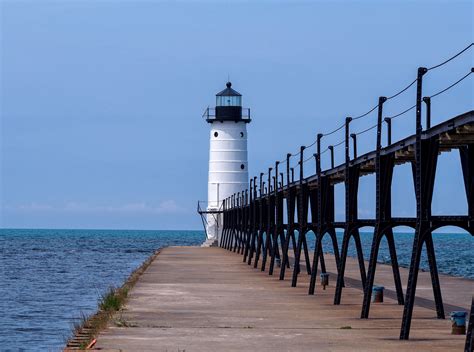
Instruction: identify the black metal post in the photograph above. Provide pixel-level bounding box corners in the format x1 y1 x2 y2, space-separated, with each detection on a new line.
384 117 392 145
335 116 367 304
261 167 273 271
308 134 324 294
243 179 253 261
280 153 294 279
248 176 259 265
328 145 334 168
291 145 307 287
254 173 265 268
400 66 443 340
351 133 357 159
286 154 291 187
269 161 280 275
423 96 431 129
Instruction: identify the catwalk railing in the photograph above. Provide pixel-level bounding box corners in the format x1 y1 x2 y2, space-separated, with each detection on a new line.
217 45 474 347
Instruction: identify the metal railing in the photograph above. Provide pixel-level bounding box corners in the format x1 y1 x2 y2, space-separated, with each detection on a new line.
202 107 251 121
197 200 224 241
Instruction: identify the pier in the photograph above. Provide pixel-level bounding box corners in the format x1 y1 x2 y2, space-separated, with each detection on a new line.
94 50 474 351
217 54 474 345
94 246 471 351
220 109 474 342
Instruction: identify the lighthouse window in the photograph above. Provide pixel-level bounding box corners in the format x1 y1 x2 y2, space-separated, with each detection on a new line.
240 132 244 138
214 132 218 138
216 96 242 107
240 164 245 170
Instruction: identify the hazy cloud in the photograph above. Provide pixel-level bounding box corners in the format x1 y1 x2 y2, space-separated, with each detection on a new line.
2 200 187 215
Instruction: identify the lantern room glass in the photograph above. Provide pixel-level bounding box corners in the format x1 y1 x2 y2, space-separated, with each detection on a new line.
216 95 241 107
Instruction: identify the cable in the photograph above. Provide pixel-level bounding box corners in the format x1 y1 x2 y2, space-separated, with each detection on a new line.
387 78 417 100
355 123 377 136
322 122 345 137
306 139 317 149
352 103 379 120
385 70 472 120
291 150 301 158
250 46 472 196
332 139 345 148
429 70 472 99
386 104 416 120
302 154 314 164
274 48 471 165
283 70 472 180
427 43 473 71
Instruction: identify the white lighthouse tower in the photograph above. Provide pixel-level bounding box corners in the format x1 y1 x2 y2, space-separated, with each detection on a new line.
201 82 251 244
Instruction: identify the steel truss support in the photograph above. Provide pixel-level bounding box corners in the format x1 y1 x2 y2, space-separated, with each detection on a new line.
307 133 340 295
460 144 474 234
335 117 367 304
216 66 473 342
280 187 298 280
401 67 445 339
243 183 254 262
279 154 296 278
362 97 404 318
291 147 312 287
246 177 259 265
253 174 266 268
261 169 274 272
466 297 474 352
269 161 284 276
308 175 341 295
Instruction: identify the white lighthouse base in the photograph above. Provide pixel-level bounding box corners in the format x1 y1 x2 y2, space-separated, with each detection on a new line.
201 209 222 246
200 238 219 247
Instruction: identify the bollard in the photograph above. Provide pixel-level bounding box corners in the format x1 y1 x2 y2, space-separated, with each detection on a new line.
371 286 384 303
320 273 329 290
450 311 467 335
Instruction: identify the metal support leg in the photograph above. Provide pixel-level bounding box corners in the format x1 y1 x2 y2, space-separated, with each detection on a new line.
279 228 292 279
247 229 257 265
361 227 382 319
254 230 263 268
302 234 312 275
424 233 445 318
466 296 474 352
308 236 322 295
353 230 367 289
400 226 426 339
334 228 351 304
261 230 272 271
385 228 404 305
291 230 303 287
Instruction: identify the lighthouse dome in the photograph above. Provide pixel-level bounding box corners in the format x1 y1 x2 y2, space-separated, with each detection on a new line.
216 82 242 107
211 82 251 122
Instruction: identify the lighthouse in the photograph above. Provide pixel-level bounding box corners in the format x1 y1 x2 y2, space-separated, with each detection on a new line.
201 82 251 244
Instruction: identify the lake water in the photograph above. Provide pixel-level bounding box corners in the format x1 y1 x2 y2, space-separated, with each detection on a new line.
0 229 203 351
0 228 472 351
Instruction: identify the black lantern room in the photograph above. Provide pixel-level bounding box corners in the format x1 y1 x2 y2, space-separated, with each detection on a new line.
215 82 242 121
202 82 250 123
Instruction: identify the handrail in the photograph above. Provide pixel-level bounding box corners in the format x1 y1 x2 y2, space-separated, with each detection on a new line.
202 107 251 120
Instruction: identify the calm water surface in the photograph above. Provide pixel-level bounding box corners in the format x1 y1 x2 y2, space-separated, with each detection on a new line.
0 229 203 351
0 229 472 351
318 231 473 279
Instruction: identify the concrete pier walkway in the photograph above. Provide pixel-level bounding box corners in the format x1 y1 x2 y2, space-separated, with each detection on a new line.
95 246 471 351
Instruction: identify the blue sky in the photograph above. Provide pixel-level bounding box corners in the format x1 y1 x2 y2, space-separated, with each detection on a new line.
0 1 472 230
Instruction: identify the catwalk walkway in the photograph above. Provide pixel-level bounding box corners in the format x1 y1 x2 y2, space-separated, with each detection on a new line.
95 246 470 351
